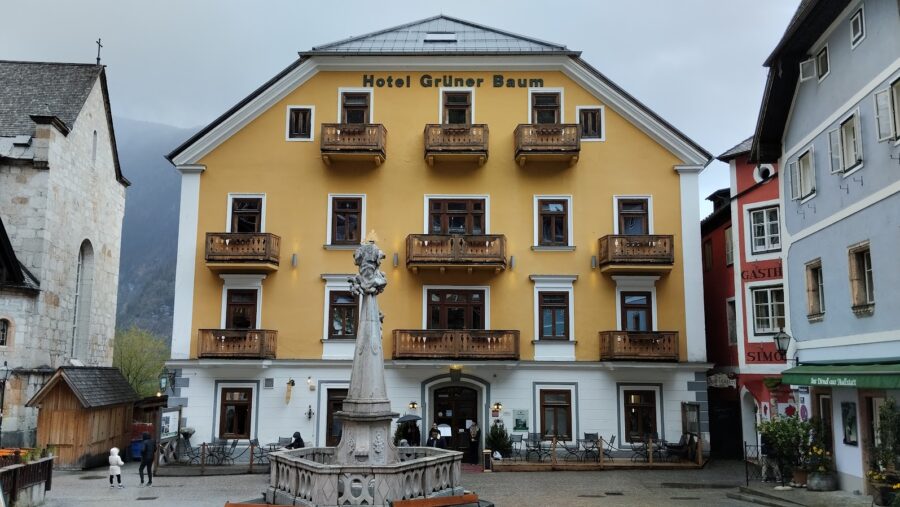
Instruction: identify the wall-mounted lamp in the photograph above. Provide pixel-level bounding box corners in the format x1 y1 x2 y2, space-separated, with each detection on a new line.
590 255 598 269
307 376 315 391
285 378 295 405
291 253 298 268
393 253 399 267
491 402 503 412
408 401 419 410
305 405 315 420
449 365 462 383
157 368 176 397
508 255 515 270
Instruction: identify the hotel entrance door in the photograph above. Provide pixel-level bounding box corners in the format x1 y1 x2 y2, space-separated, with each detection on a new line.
433 386 478 452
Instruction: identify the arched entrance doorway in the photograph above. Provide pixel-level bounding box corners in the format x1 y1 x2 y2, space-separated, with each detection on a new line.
741 389 759 449
433 386 478 453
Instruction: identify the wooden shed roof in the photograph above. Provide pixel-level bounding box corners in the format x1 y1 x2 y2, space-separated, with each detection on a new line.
26 366 140 409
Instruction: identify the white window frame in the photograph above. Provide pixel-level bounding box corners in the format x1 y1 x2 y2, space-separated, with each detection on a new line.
285 105 315 142
724 226 734 266
874 86 897 142
805 259 826 318
532 195 573 249
725 298 737 345
612 276 659 332
828 110 863 175
742 200 781 261
534 383 577 444
325 193 366 247
219 274 265 329
438 87 475 124
816 45 830 82
789 148 816 202
848 242 875 307
422 194 490 234
575 105 605 142
225 193 266 233
321 274 360 360
850 6 866 49
421 285 491 329
612 195 654 235
213 381 258 442
617 384 663 446
0 316 13 349
746 204 781 256
317 381 351 446
893 79 900 144
530 275 577 361
337 87 374 123
745 282 785 341
527 87 565 123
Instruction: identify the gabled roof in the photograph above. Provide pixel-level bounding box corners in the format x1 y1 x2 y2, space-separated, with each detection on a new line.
750 0 851 162
26 366 139 409
717 136 752 162
303 15 578 56
0 216 39 292
0 60 129 186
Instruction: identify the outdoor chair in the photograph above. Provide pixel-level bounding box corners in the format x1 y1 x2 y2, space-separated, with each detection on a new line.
509 434 524 461
181 443 202 465
249 438 270 465
630 439 648 462
278 437 292 447
219 439 240 465
524 432 550 462
603 435 616 461
666 433 696 462
560 438 583 461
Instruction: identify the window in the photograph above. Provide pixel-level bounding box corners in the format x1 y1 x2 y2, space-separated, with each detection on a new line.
342 92 370 124
816 46 829 80
724 227 734 265
749 206 780 253
231 198 262 233
726 300 737 345
789 150 815 200
538 199 567 246
532 92 560 124
874 80 900 141
702 240 712 271
328 291 358 339
751 286 785 334
682 402 701 435
427 289 485 330
443 92 471 125
539 291 569 339
806 261 825 318
71 240 94 359
429 199 485 235
578 107 602 139
226 289 257 329
424 32 457 42
624 390 657 442
850 8 865 47
849 245 874 312
219 388 252 439
331 197 362 245
618 198 649 235
540 390 571 439
287 107 312 139
828 114 862 173
91 130 97 164
621 292 652 332
0 319 8 346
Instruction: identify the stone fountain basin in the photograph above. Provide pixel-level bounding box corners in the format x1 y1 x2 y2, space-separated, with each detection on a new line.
266 446 465 507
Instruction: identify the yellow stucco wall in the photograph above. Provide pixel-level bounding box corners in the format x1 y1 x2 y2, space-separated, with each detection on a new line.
189 70 687 361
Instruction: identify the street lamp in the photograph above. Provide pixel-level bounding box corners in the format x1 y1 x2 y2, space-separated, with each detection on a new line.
0 361 11 447
772 328 791 355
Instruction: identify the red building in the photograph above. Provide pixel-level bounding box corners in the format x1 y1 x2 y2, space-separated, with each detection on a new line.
702 137 791 458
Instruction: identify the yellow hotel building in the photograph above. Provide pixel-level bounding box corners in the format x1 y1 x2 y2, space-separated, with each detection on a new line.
165 16 713 456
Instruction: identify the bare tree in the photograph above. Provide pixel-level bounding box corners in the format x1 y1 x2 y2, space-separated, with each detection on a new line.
113 327 168 397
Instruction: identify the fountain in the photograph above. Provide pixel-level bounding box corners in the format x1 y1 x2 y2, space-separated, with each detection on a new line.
266 240 464 506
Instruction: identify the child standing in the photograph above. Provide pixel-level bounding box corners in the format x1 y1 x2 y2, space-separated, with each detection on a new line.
108 447 124 488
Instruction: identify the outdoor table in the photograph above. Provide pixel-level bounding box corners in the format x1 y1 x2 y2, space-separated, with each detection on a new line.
266 442 281 452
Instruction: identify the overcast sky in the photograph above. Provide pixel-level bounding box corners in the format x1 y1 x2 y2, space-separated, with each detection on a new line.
2 1 798 214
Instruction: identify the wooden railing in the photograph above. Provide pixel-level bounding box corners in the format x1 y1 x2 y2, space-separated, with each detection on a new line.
198 329 277 359
424 124 489 156
320 123 386 158
205 233 280 265
0 455 53 504
393 329 520 359
598 235 675 265
599 331 679 361
514 124 580 156
406 234 506 268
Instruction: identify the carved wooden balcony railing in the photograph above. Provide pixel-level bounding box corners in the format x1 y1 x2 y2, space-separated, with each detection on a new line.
514 124 580 166
597 235 675 273
393 329 520 360
424 124 489 166
205 232 281 271
198 329 277 359
320 123 387 166
599 331 679 361
406 234 507 272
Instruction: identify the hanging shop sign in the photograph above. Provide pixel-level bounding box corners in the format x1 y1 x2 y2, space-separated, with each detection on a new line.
707 373 737 389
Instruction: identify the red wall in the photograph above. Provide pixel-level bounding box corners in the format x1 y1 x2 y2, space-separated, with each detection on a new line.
702 216 738 367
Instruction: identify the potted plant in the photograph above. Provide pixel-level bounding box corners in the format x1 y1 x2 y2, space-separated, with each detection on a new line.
805 444 836 491
485 419 512 458
869 398 900 505
758 414 812 488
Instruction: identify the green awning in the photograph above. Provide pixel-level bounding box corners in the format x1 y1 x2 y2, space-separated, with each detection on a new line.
782 364 900 390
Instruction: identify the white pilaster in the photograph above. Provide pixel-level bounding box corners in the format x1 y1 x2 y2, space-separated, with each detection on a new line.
170 165 204 359
676 165 707 362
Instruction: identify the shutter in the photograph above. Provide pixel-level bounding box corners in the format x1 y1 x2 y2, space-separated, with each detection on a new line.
799 59 816 82
805 266 817 315
874 90 894 141
848 251 862 306
789 161 800 200
828 129 842 173
853 114 862 164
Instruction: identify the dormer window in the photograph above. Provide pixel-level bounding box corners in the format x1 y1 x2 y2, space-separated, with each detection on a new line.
424 32 457 43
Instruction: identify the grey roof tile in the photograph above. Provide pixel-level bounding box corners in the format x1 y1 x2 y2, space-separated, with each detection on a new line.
0 61 102 137
58 367 139 408
717 136 753 161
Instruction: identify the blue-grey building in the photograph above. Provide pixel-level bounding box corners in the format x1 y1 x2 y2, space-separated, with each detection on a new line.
752 0 900 492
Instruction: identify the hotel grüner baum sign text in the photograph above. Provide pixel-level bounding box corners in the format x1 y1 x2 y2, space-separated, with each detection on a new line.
361 74 545 89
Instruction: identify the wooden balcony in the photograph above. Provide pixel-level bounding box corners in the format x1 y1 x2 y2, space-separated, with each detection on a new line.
393 329 519 360
424 124 489 166
406 234 507 272
599 331 679 361
320 123 386 166
597 235 675 274
514 124 580 167
198 329 277 359
205 232 280 272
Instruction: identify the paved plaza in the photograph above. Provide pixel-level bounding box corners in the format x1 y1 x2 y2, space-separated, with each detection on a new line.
41 459 873 507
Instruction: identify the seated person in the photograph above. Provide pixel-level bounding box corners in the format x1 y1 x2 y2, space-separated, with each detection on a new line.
425 429 445 448
285 431 305 449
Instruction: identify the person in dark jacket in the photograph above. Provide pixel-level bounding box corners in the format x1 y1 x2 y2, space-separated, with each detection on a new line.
407 423 421 446
138 432 155 487
425 429 445 448
285 431 305 449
